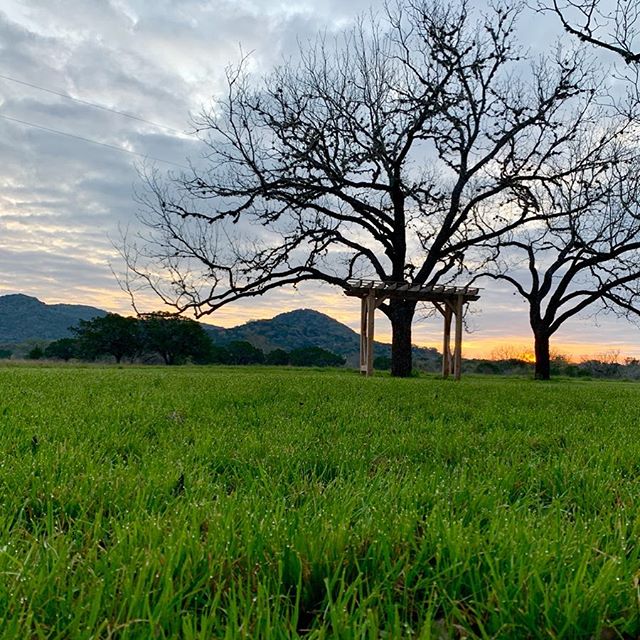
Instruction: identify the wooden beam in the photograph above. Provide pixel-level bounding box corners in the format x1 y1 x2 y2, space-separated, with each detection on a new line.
433 301 445 317
366 291 375 377
442 303 452 379
454 294 464 381
375 295 387 309
360 296 367 374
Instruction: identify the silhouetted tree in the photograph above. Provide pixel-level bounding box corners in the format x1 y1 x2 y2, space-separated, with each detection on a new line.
265 348 290 365
121 0 598 377
226 341 265 365
71 314 141 363
538 1 640 64
44 338 78 361
140 312 213 365
478 121 640 380
289 347 345 367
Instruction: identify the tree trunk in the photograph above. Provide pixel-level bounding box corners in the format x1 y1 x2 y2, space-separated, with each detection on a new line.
534 329 551 381
389 301 415 377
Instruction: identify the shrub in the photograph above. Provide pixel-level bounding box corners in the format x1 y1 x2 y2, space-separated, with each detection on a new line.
373 355 392 370
226 341 265 365
266 348 290 365
289 347 345 367
44 338 78 361
27 346 44 360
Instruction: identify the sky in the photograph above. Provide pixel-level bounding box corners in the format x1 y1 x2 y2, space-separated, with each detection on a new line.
0 0 638 361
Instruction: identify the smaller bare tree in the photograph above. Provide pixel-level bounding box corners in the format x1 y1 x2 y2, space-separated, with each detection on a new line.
477 118 640 379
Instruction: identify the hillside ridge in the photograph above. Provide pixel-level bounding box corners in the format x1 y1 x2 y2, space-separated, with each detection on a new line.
0 294 439 366
0 294 107 343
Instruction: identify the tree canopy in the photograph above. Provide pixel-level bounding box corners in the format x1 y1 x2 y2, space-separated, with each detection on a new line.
140 312 213 365
72 314 142 364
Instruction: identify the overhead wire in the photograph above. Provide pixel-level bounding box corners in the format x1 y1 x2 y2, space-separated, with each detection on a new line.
0 113 191 170
0 72 190 136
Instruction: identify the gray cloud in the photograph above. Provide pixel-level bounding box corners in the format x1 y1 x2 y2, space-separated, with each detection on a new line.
0 0 638 357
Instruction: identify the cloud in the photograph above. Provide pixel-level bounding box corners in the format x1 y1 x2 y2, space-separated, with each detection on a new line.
0 0 638 358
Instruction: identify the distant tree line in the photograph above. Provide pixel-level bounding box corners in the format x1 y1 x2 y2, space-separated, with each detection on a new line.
26 312 346 367
9 314 640 379
466 353 640 380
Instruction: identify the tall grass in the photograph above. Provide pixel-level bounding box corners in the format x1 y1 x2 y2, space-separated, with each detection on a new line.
0 366 639 638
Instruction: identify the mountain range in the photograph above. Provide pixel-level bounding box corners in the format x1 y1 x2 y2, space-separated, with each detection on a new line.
0 294 440 366
0 294 106 343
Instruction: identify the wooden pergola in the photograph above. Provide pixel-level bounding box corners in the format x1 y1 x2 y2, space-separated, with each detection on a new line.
345 279 481 379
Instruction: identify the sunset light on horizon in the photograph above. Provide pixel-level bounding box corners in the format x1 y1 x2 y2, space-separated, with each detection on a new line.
2 281 636 362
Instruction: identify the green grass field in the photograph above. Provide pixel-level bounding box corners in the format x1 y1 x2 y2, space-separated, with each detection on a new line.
1 366 640 638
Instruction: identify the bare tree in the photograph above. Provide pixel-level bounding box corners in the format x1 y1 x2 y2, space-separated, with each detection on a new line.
538 0 640 64
477 119 640 380
121 0 599 377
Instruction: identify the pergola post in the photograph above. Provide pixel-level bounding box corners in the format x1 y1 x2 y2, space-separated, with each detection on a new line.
453 294 464 381
360 290 376 376
359 296 367 373
366 291 375 376
442 303 452 379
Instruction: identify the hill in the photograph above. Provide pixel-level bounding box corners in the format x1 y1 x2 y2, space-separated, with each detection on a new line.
203 308 439 368
207 309 359 354
0 295 440 367
0 294 106 343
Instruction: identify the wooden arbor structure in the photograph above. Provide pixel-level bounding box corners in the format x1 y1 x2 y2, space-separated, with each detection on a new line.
345 279 480 379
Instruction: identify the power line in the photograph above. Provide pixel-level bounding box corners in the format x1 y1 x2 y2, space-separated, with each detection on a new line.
0 113 190 169
0 72 191 136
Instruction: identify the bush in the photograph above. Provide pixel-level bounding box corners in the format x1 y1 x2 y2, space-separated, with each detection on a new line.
205 344 231 364
265 349 290 365
373 355 392 370
226 341 265 365
27 346 44 360
474 361 501 375
289 347 345 367
44 338 78 361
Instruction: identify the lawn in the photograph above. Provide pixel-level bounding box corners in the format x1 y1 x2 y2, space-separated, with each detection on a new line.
1 365 639 638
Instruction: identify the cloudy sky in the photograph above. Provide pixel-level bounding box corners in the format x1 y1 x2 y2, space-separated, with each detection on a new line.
0 0 638 359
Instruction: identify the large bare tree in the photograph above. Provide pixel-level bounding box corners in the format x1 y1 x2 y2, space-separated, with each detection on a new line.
476 119 640 380
122 0 599 376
